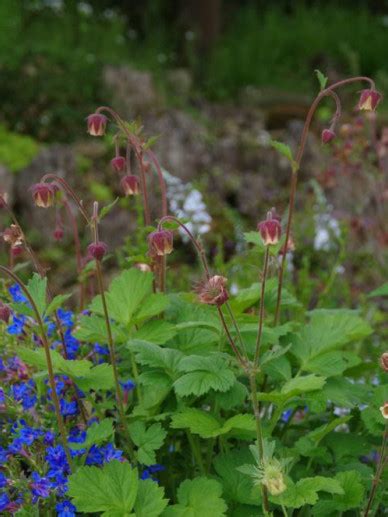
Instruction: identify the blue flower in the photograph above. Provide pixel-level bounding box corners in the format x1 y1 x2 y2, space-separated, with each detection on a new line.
102 443 123 463
281 409 293 423
57 309 74 328
12 380 37 410
7 314 27 336
30 472 52 502
9 284 28 304
56 500 76 517
50 471 69 496
0 493 10 512
68 427 86 444
8 438 24 454
85 445 104 465
45 446 70 476
0 388 5 407
63 329 79 359
0 447 8 464
19 424 42 446
94 344 109 355
44 431 56 445
120 379 136 392
60 399 78 417
140 464 165 481
0 472 7 488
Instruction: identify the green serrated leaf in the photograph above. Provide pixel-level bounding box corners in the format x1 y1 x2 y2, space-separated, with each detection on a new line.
135 320 176 345
281 374 326 396
134 479 168 517
162 477 227 517
315 69 328 90
272 476 343 508
129 422 167 466
45 294 71 317
271 140 298 172
68 461 138 514
368 282 388 297
69 418 114 450
100 197 119 220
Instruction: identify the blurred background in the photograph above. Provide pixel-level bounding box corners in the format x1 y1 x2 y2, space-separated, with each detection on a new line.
0 0 387 304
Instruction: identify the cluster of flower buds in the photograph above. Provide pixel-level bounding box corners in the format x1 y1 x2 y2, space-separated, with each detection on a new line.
148 229 173 257
196 275 229 306
30 183 57 208
87 241 108 262
0 302 11 323
258 209 282 246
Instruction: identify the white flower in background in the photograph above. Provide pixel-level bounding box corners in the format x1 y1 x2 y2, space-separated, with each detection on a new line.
314 212 340 251
162 169 211 240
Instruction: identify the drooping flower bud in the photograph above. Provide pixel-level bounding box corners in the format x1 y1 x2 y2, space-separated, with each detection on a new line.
11 245 23 257
0 302 11 323
148 229 173 256
121 175 140 196
111 156 126 172
53 226 64 241
87 241 108 261
30 183 56 208
380 402 388 419
86 113 107 136
380 353 388 372
258 211 282 246
2 225 24 247
357 89 382 111
196 275 229 306
321 128 336 144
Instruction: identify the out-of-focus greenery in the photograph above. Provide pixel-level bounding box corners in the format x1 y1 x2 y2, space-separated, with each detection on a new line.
0 125 40 173
0 1 387 141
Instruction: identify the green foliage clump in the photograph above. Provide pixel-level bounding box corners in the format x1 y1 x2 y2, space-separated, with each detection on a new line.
0 124 39 172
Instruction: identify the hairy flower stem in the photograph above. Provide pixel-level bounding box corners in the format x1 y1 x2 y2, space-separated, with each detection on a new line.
94 259 134 461
63 198 85 310
254 247 270 367
158 215 246 366
249 371 269 514
364 422 388 516
0 266 73 469
274 76 375 325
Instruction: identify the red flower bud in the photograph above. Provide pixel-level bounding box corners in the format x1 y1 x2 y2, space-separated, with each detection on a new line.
148 229 173 256
258 212 282 246
111 156 126 172
0 302 11 323
321 129 336 144
196 275 229 306
53 226 64 241
121 175 140 196
86 113 107 136
87 241 108 261
357 89 382 111
2 225 24 247
11 245 23 257
30 183 56 208
380 352 388 372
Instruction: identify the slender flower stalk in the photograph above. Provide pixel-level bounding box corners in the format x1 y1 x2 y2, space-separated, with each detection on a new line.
0 266 73 468
254 247 270 367
274 76 377 324
364 422 388 516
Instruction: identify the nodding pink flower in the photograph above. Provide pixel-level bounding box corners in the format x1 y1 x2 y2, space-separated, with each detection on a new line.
380 352 388 372
321 128 336 144
0 302 11 323
148 229 173 257
380 402 388 419
121 175 140 196
30 183 56 208
357 89 382 111
111 156 126 172
87 241 108 261
196 275 229 306
53 226 64 241
258 211 282 246
2 225 24 247
86 113 107 136
11 245 24 257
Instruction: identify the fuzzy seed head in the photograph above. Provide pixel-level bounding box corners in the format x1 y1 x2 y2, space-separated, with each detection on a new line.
148 229 173 256
87 113 108 136
357 89 382 111
2 225 24 247
380 402 388 419
121 175 140 196
196 275 229 306
262 462 287 496
87 241 108 261
380 353 388 372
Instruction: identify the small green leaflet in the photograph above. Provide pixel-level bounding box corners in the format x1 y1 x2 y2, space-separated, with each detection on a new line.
129 421 167 466
134 479 168 517
69 418 114 450
162 477 227 517
271 475 343 508
368 282 388 297
68 461 139 515
99 197 119 220
315 69 328 90
271 140 298 173
281 374 326 396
